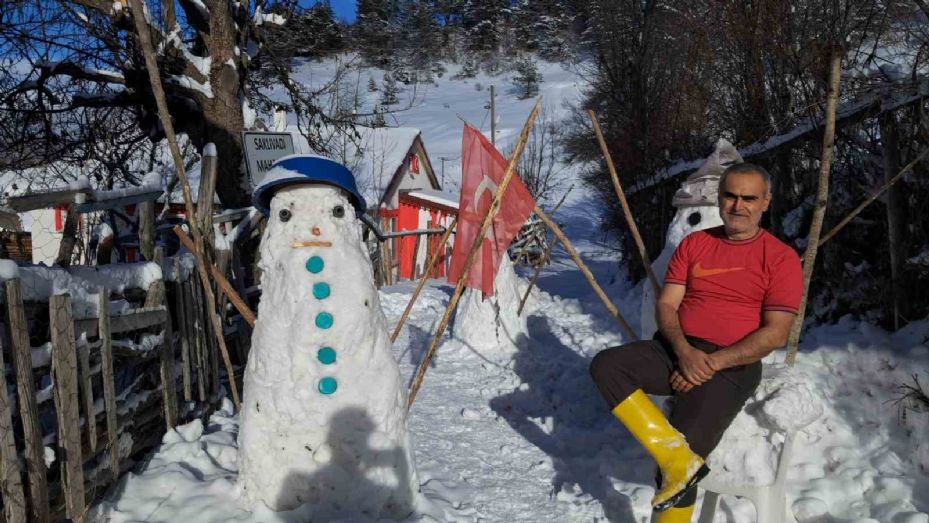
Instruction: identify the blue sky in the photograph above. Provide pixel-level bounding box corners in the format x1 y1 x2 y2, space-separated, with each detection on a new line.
300 1 357 22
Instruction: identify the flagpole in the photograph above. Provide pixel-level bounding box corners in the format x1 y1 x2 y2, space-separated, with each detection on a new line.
407 100 542 412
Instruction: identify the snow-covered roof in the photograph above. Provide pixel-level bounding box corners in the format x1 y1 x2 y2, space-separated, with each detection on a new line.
285 125 428 207
403 189 459 210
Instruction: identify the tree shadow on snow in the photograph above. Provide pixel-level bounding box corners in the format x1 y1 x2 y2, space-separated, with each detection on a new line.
490 316 650 523
273 407 416 521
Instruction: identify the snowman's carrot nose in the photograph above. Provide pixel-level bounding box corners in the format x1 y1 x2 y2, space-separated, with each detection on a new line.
312 226 322 236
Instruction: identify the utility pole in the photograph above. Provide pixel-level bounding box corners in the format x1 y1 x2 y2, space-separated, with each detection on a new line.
440 157 448 186
490 85 496 146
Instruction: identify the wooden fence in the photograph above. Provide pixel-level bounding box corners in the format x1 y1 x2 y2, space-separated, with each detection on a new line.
0 257 233 522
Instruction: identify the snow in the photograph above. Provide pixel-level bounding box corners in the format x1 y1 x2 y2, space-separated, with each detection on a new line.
405 189 459 209
168 74 214 98
452 255 528 353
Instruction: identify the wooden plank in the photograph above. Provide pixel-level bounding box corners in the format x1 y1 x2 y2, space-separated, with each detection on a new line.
98 291 119 478
50 294 85 519
175 259 192 403
74 306 168 337
78 343 97 453
160 311 178 429
138 201 156 261
0 286 26 523
188 279 207 402
5 279 49 523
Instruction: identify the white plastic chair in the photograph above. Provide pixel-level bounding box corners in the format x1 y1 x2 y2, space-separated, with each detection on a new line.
696 430 796 523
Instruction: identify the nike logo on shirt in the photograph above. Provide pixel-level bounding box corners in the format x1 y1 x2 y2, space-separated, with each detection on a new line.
692 262 745 278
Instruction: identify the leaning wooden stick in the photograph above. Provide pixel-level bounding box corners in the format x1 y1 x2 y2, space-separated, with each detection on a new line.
407 100 542 411
174 226 257 328
588 110 661 297
785 49 843 367
534 206 638 340
818 146 929 247
517 236 559 316
129 0 240 409
390 218 458 343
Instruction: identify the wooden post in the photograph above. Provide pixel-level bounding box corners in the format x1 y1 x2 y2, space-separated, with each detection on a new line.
50 294 85 519
139 200 156 261
54 205 79 267
0 286 26 523
517 237 559 316
534 206 638 340
129 0 240 409
588 110 661 296
78 343 97 453
785 49 843 366
175 258 193 402
390 219 457 343
197 147 218 242
490 85 496 145
98 291 119 478
5 279 49 523
160 305 178 429
187 278 207 403
407 100 541 411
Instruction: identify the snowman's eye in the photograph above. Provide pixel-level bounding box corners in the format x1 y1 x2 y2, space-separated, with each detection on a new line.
332 205 345 218
687 212 701 226
279 209 292 222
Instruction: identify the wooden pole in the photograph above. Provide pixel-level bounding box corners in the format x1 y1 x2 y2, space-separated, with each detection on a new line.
78 343 97 453
174 225 257 327
128 0 240 409
98 290 120 478
174 258 193 402
390 218 457 343
6 279 49 523
517 237 559 316
490 85 496 146
534 206 638 340
407 100 542 411
785 49 843 366
139 200 156 261
587 110 661 296
0 286 26 523
818 147 929 247
50 294 85 520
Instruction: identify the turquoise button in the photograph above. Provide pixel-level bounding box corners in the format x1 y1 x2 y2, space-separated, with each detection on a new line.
319 377 338 395
315 312 333 329
317 347 336 365
305 256 324 273
312 282 330 300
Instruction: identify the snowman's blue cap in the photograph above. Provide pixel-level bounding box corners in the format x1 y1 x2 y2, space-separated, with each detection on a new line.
253 154 367 217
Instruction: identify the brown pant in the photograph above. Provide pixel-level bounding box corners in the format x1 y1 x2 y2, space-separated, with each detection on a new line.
588 335 761 507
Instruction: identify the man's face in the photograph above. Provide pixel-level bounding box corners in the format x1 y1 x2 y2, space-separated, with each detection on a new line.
718 171 771 238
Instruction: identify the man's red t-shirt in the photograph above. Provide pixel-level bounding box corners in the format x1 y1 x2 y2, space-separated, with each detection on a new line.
664 226 803 347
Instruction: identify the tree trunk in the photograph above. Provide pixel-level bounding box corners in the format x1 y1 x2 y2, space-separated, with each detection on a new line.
879 110 905 329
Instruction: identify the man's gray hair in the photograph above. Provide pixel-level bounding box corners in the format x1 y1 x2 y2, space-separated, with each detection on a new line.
720 162 772 196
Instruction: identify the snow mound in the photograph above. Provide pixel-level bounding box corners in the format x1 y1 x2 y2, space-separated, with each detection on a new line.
452 256 528 355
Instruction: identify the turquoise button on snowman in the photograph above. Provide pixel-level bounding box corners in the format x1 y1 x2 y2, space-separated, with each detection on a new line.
317 347 337 365
315 312 333 329
313 282 330 299
306 256 324 273
318 377 338 395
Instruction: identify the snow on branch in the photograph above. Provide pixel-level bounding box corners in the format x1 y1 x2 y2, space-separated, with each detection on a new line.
38 60 126 84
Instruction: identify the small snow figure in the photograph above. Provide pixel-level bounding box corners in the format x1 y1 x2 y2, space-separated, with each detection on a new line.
239 155 418 518
452 255 528 352
641 139 742 338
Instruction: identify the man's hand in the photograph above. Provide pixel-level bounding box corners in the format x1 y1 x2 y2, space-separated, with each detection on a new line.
675 345 715 385
670 370 695 393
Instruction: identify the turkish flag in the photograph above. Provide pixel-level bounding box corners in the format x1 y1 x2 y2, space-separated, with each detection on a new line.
447 124 536 295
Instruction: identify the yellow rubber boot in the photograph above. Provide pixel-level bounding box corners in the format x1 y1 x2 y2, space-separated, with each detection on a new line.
611 389 708 510
652 504 695 522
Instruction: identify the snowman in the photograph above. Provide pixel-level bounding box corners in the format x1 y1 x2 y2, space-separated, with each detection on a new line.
640 139 743 338
238 155 418 518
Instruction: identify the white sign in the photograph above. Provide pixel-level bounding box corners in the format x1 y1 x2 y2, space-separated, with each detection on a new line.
242 131 295 186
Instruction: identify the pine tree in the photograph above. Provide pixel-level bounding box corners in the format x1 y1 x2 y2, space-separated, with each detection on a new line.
512 55 542 99
368 76 379 92
381 73 400 105
512 0 572 60
356 0 394 66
